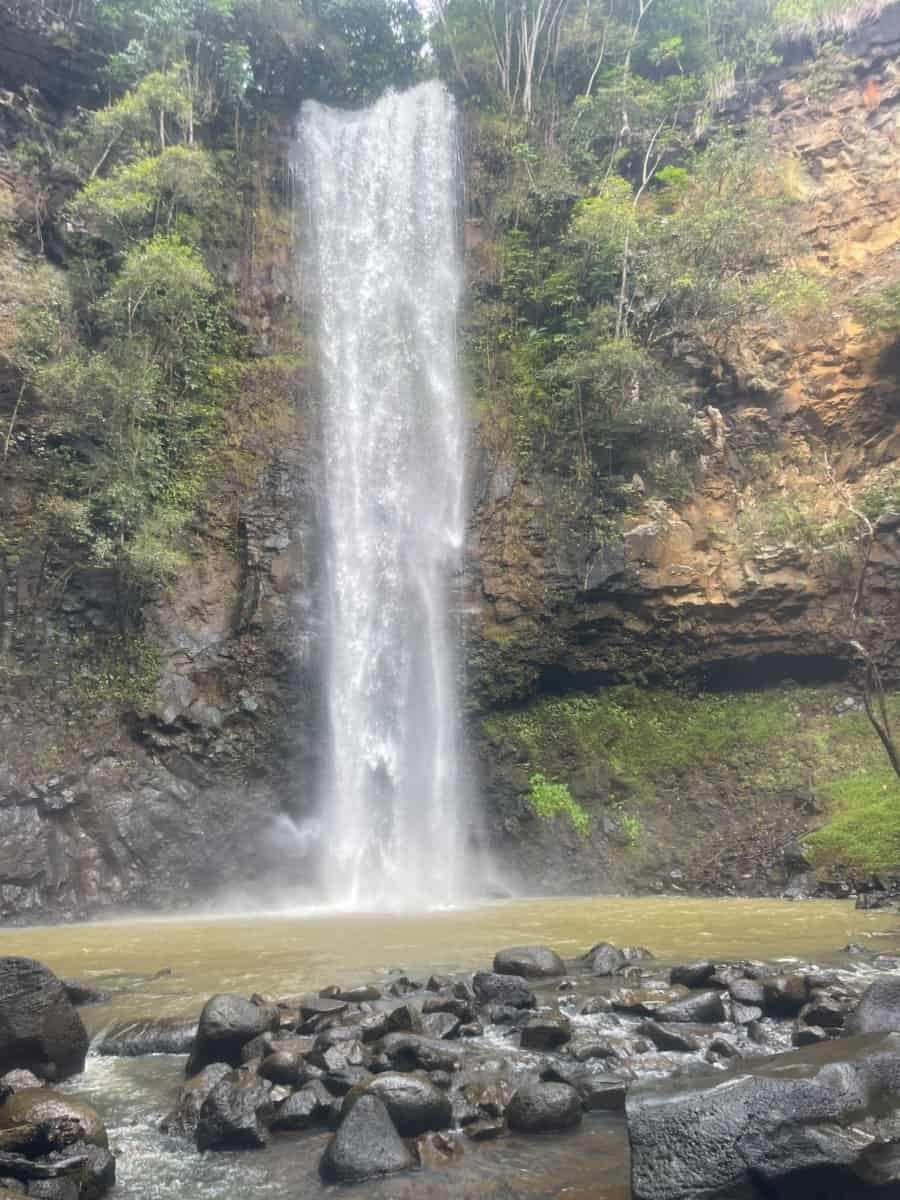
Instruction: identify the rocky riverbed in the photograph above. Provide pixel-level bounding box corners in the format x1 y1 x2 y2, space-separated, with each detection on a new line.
5 914 900 1199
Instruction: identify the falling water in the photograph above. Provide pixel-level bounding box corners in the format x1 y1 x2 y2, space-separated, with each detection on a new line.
298 83 468 910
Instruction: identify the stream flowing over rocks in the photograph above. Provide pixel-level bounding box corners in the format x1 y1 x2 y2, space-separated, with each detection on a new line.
8 928 900 1199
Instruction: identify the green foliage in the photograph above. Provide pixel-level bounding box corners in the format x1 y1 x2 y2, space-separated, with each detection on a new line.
855 282 900 338
526 772 591 840
66 636 162 712
806 771 900 872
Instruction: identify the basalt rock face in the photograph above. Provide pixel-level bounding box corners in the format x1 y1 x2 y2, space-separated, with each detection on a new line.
464 8 900 896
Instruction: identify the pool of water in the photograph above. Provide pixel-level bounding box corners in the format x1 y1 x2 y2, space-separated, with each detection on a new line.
3 896 897 1199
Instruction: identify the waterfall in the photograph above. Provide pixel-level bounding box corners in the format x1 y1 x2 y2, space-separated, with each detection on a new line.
298 82 469 910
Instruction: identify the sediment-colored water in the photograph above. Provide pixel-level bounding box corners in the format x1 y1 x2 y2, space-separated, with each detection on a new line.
4 896 897 1199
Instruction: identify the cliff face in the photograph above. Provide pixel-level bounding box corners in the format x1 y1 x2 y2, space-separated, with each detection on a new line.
1 8 899 920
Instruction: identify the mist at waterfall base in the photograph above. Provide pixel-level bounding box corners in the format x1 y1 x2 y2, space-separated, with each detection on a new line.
269 82 486 914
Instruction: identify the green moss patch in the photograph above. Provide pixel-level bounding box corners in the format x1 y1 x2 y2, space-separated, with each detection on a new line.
806 771 900 873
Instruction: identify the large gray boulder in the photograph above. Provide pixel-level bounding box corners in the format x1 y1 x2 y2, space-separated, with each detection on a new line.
627 1032 900 1200
350 1072 452 1136
846 976 900 1035
493 947 565 978
320 1094 414 1183
187 994 280 1074
0 959 89 1082
0 1088 108 1153
195 1071 272 1150
506 1081 582 1133
472 972 535 1010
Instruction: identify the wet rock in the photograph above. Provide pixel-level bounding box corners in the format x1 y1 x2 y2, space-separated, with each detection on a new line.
422 996 474 1023
761 974 809 1018
485 1004 530 1028
25 1182 78 1200
0 1073 42 1102
374 1034 460 1074
541 1063 627 1111
493 947 565 979
416 1129 463 1167
350 1072 452 1136
187 995 280 1074
707 1035 741 1059
0 960 89 1082
270 1080 332 1131
61 984 109 1009
426 975 453 992
160 1063 231 1137
792 1023 828 1047
506 1082 582 1134
472 972 535 1010
581 943 625 976
258 1051 304 1087
638 1020 701 1054
464 1118 504 1140
421 1012 460 1041
0 1090 107 1153
520 1016 572 1051
800 991 848 1030
728 978 765 1007
628 1032 900 1200
322 1066 373 1097
335 986 381 1003
195 1072 272 1150
49 1142 115 1200
319 1094 414 1183
621 947 655 964
579 996 612 1015
847 976 900 1035
383 1004 423 1036
458 1023 484 1039
282 994 348 1021
669 962 716 989
308 1037 366 1074
731 1002 763 1026
654 991 727 1024
96 1018 197 1057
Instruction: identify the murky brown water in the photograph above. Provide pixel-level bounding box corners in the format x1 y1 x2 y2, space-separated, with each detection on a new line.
3 896 897 1200
2 895 896 1031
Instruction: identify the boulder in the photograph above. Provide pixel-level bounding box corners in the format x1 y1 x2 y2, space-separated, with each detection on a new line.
49 1141 115 1200
0 1091 107 1154
506 1082 582 1134
96 1018 197 1057
319 1094 414 1183
654 991 727 1024
520 1016 572 1051
472 972 535 1010
581 943 626 976
728 978 765 1008
669 962 716 989
0 1072 43 1101
195 1072 272 1150
187 995 279 1074
628 1032 900 1200
375 1034 460 1074
493 947 565 979
0 960 88 1082
421 1012 460 1041
638 1020 701 1054
160 1063 231 1136
349 1072 452 1136
761 974 809 1018
270 1080 332 1132
847 977 900 1036
541 1063 627 1112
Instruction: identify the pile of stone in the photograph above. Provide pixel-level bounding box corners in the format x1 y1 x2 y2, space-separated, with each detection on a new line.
0 958 115 1199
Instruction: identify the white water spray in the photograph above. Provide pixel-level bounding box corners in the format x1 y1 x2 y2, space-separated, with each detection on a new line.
298 82 468 910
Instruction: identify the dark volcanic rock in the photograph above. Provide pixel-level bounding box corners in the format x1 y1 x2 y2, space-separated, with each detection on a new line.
520 1016 572 1051
0 1089 107 1153
270 1081 332 1131
761 974 809 1018
493 947 565 979
541 1062 627 1111
187 995 279 1074
320 1094 414 1183
638 1020 701 1054
628 1032 900 1200
375 1034 460 1074
96 1018 197 1057
581 943 626 976
473 972 535 1009
847 977 900 1035
353 1072 452 1136
0 960 88 1082
669 962 716 989
506 1082 582 1134
160 1063 232 1136
50 1141 116 1200
195 1072 272 1150
654 991 727 1024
